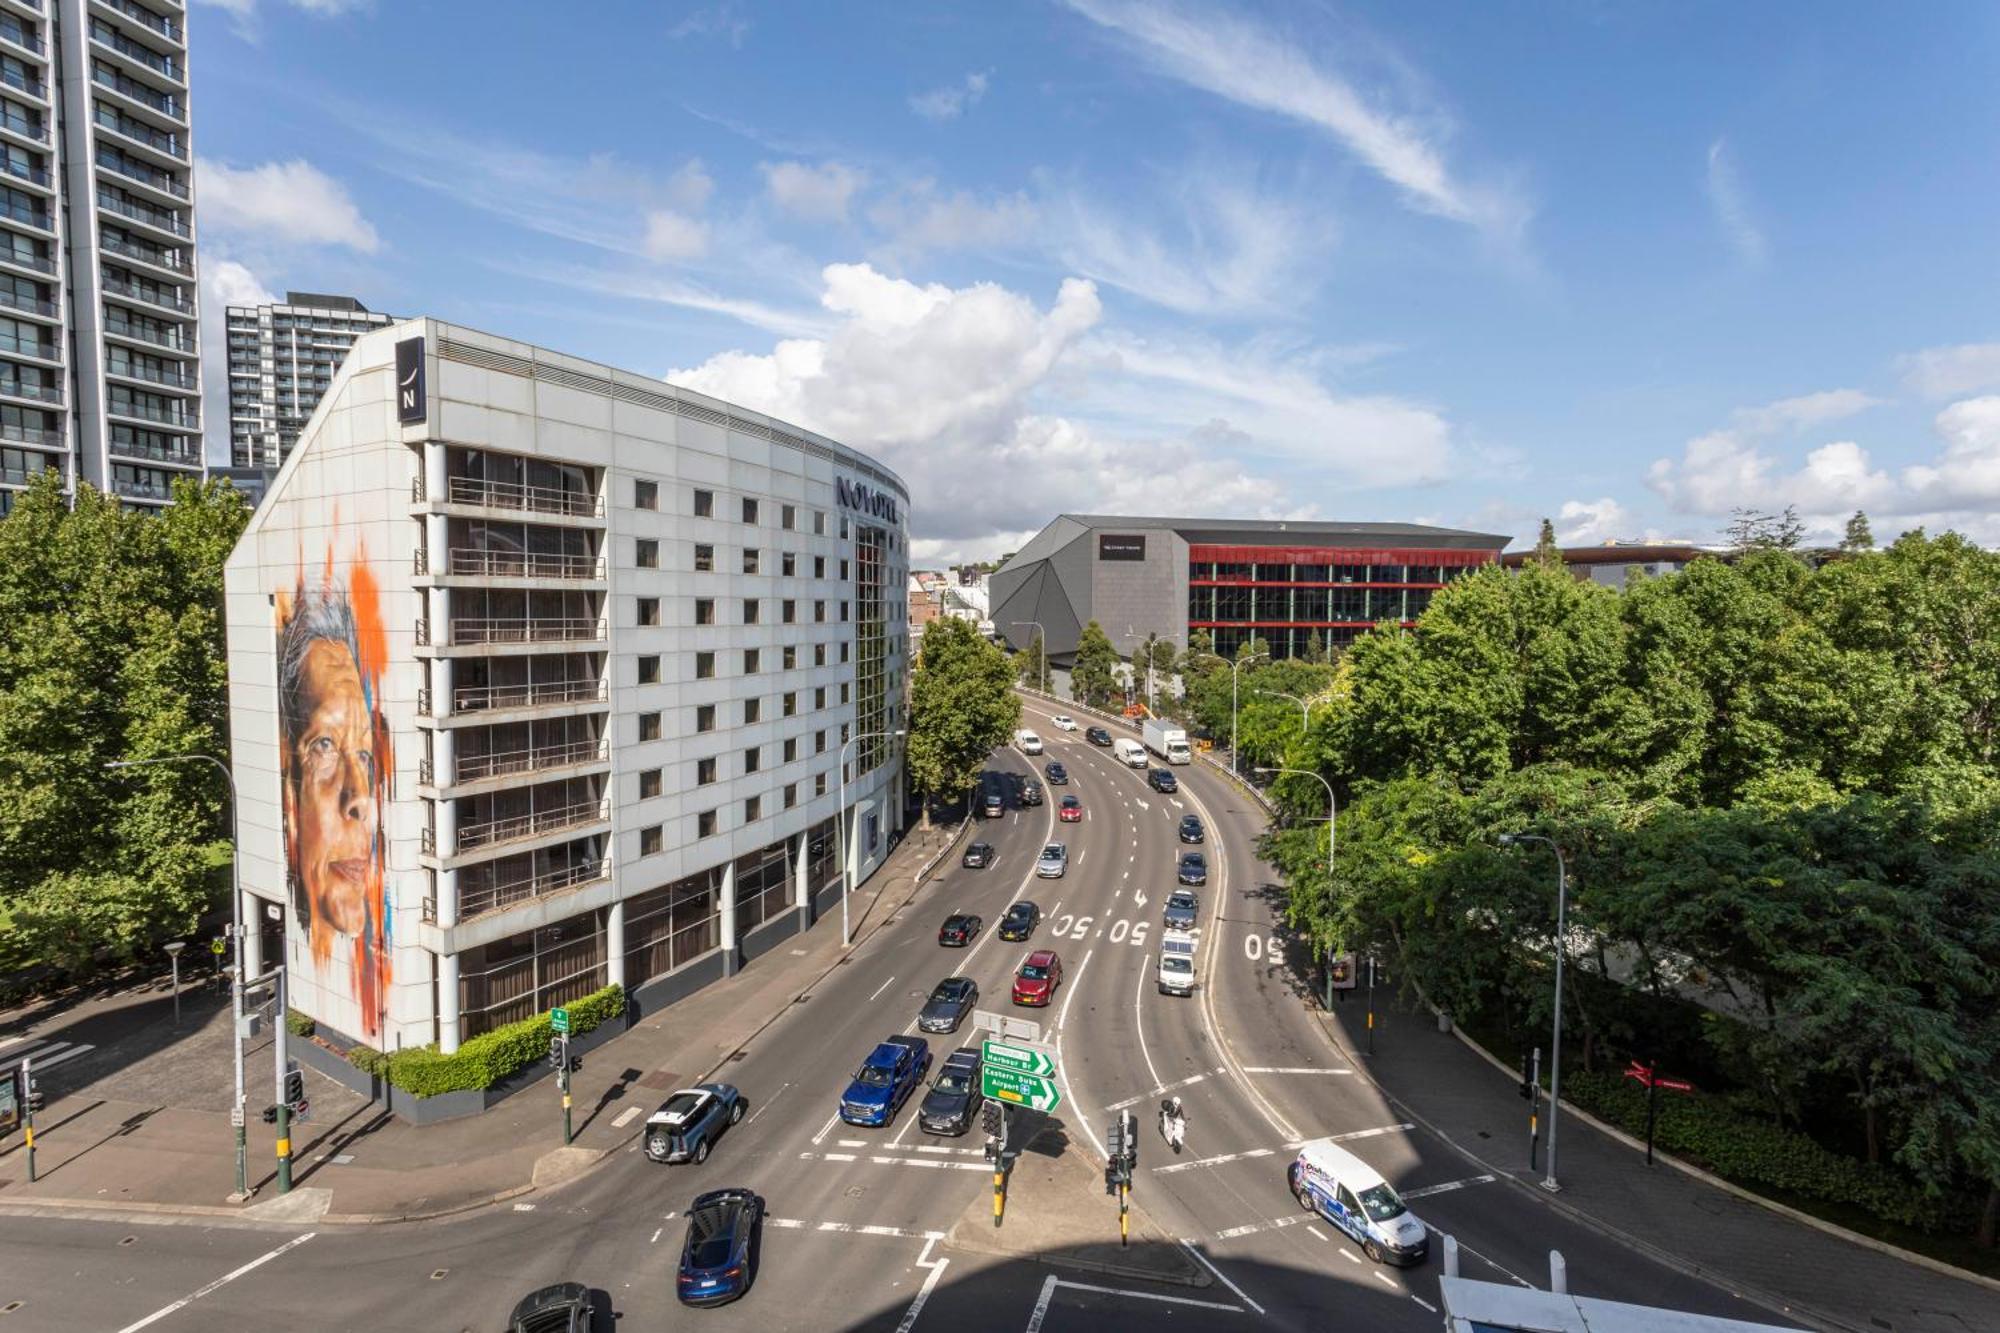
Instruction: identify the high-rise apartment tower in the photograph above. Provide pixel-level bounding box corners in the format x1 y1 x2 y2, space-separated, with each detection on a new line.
226 292 396 469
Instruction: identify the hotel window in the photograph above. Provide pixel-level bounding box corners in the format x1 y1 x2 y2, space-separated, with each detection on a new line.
816 729 827 754
784 737 798 763
694 544 714 572
638 655 661 684
782 504 796 530
785 783 798 809
814 644 827 667
840 600 849 622
742 497 758 524
639 826 662 856
814 511 825 535
635 479 658 510
695 599 715 625
744 746 761 774
745 599 760 625
639 712 661 741
815 600 826 623
815 686 827 709
745 648 761 673
744 548 760 575
782 552 796 576
693 488 713 517
841 643 850 664
699 809 717 838
698 757 717 785
636 538 658 569
640 769 662 799
841 682 850 704
784 692 797 717
696 651 715 679
696 704 716 733
783 600 796 624
815 773 828 797
783 645 797 670
745 697 761 724
814 556 826 578
841 559 849 580
840 517 849 539
637 597 660 626
744 796 761 823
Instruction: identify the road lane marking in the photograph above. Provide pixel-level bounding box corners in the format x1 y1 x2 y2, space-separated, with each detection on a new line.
611 1105 645 1129
1215 1213 1311 1240
1326 1122 1413 1143
1052 1278 1244 1312
1402 1173 1497 1200
867 974 899 1002
797 1149 987 1172
1134 944 1163 1092
1339 1246 1360 1264
743 1081 787 1127
1242 1066 1351 1075
116 1233 317 1333
1104 1067 1224 1111
1177 1240 1266 1316
1412 1296 1439 1312
895 1233 951 1333
765 1217 947 1240
1056 947 1093 1032
1372 1271 1399 1290
1152 1147 1275 1175
650 1227 662 1244
1054 1031 1107 1163
1026 1274 1059 1333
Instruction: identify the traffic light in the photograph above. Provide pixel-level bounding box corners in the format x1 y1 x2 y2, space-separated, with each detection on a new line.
547 1036 564 1070
1519 1050 1535 1101
283 1067 306 1110
1107 1115 1125 1164
24 1083 43 1114
1104 1163 1120 1196
981 1099 1004 1138
261 1104 279 1124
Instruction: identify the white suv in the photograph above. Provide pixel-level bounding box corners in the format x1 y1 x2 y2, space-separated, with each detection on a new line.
1051 715 1077 731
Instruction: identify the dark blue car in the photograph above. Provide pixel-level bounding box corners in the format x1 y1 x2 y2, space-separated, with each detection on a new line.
839 1035 932 1126
677 1187 762 1306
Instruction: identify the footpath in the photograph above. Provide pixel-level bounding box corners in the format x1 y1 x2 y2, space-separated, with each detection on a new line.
1315 996 2000 1333
0 818 965 1227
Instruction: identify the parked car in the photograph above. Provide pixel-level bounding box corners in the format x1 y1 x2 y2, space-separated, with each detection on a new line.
676 1188 763 1306
1051 715 1078 731
1044 761 1069 785
839 1035 933 1126
1178 851 1208 886
962 841 995 869
918 977 979 1033
1058 795 1084 822
1012 950 1064 1006
1163 890 1200 930
1178 814 1205 844
1036 843 1068 878
1085 726 1113 747
508 1283 593 1333
644 1083 746 1165
919 1048 984 1136
938 913 982 946
1018 779 1044 807
1149 768 1179 794
998 900 1041 941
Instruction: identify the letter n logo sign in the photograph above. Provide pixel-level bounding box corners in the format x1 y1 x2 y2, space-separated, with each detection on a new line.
395 337 426 425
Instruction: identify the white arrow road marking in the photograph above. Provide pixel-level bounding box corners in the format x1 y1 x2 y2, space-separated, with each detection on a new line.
1171 798 1185 808
1135 798 1150 810
1133 889 1147 907
1401 1173 1497 1200
1152 1147 1276 1175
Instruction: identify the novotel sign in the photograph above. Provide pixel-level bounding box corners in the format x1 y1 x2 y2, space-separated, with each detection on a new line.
836 477 899 526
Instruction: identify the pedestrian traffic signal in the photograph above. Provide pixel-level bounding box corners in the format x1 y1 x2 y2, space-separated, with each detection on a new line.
1104 1164 1120 1196
1519 1050 1535 1100
283 1068 306 1110
260 1104 279 1124
547 1036 564 1069
25 1085 43 1114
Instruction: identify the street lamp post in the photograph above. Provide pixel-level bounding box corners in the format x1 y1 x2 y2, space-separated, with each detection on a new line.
1499 832 1569 1193
1192 649 1268 777
1259 688 1312 733
1009 621 1047 695
1126 628 1181 715
837 728 907 949
1253 767 1335 872
165 940 186 1025
104 754 249 1201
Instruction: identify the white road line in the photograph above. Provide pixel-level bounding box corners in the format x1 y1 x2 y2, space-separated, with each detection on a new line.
812 1108 842 1146
116 1233 317 1333
1327 1122 1413 1143
838 1139 869 1147
1077 847 1087 865
1055 947 1093 1032
1402 1173 1497 1200
1412 1296 1439 1313
1177 1240 1266 1317
1133 945 1163 1092
1026 1274 1059 1333
1305 1226 1330 1243
743 1081 787 1127
798 1149 986 1172
1372 1271 1398 1290
1214 1213 1310 1240
1152 1147 1275 1175
1242 1066 1351 1075
1104 1067 1223 1112
1053 1278 1244 1312
1054 1031 1107 1162
611 1105 645 1129
895 1238 950 1333
867 974 899 1003
1339 1246 1360 1264
650 1228 662 1243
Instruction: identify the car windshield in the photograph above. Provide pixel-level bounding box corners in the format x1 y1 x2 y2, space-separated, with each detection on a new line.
1182 855 1204 867
933 981 970 1002
1162 957 1192 974
519 1309 579 1333
1357 1183 1408 1222
687 1203 739 1268
1042 845 1064 858
1006 905 1032 921
856 1063 895 1086
936 1070 971 1092
1062 797 1079 807
1170 895 1195 909
1020 964 1049 980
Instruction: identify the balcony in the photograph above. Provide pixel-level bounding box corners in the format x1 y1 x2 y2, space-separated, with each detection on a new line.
91 25 183 84
0 156 48 189
451 678 606 714
95 0 181 42
0 248 54 276
0 378 60 404
0 418 57 447
102 312 187 351
441 474 602 518
93 105 184 159
447 617 604 647
0 196 52 235
0 22 43 56
107 395 196 429
95 149 188 200
0 329 57 360
101 234 188 274
104 274 192 313
447 736 607 786
107 357 197 391
114 477 173 501
451 798 609 854
0 465 60 486
108 434 199 467
0 113 47 144
429 858 610 925
91 65 180 119
442 548 604 581
96 189 188 237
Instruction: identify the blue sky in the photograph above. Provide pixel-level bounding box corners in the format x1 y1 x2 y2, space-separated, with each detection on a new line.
195 0 2000 561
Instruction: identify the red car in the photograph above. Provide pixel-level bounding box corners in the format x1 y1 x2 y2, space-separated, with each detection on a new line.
1058 795 1083 823
1012 950 1063 1006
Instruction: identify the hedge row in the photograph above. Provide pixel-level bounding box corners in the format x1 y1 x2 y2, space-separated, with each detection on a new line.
1562 1069 1977 1233
345 984 625 1098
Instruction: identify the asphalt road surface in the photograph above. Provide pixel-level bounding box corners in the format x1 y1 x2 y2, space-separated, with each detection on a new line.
0 699 1802 1332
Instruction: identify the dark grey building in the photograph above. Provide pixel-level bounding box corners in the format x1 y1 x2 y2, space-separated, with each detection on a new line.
990 514 1509 663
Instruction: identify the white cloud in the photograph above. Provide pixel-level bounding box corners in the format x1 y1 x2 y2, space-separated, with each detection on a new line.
1733 388 1883 434
197 158 380 252
762 160 867 222
1903 397 2000 507
1060 0 1519 233
869 182 1038 255
642 211 708 260
1555 498 1632 545
1705 137 1765 266
199 259 280 463
667 2 749 46
1897 343 2000 399
909 70 991 121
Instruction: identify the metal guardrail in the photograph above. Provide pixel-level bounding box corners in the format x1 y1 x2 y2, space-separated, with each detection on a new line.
449 617 605 646
453 736 607 784
454 799 608 853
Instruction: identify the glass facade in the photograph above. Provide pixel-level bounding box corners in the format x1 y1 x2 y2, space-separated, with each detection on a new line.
1187 544 1493 658
855 523 889 775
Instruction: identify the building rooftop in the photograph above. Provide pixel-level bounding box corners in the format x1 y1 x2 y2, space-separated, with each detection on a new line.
1055 513 1508 543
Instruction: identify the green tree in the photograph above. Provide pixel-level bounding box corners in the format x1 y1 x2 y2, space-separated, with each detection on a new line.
1012 631 1047 693
907 618 1022 825
1070 620 1121 709
1533 518 1561 564
1841 510 1875 553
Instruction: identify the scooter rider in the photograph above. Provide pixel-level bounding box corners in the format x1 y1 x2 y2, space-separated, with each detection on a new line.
1160 1096 1187 1153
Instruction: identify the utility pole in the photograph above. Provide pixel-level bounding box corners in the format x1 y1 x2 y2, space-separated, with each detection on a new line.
273 967 292 1193
1366 956 1376 1056
1499 833 1569 1192
1010 621 1046 694
165 940 185 1026
1104 1109 1137 1245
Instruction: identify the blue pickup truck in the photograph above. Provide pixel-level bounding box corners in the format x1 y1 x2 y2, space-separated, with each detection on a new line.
839 1035 933 1127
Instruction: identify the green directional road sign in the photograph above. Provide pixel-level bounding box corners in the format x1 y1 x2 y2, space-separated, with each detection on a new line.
550 1007 570 1034
982 1066 1062 1112
981 1039 1054 1079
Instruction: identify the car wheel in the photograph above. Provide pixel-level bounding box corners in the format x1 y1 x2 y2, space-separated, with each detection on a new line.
1364 1238 1383 1263
1295 1182 1313 1212
694 1137 710 1164
730 1099 746 1124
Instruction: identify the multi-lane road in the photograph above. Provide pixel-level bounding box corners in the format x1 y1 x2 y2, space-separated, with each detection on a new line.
0 696 1800 1331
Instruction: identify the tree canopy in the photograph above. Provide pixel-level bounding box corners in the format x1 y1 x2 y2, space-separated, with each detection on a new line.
908 617 1021 823
1069 620 1122 709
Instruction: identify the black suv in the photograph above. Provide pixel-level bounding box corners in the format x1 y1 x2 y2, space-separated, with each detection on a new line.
1178 815 1205 843
1085 726 1113 746
1149 768 1179 794
1019 779 1044 807
962 841 995 868
998 900 1041 941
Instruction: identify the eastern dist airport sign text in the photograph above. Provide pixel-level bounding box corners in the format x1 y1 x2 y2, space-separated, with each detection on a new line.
836 477 899 526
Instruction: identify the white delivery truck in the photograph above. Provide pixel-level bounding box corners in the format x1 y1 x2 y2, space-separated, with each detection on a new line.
1158 929 1198 995
1142 719 1192 764
1112 737 1147 767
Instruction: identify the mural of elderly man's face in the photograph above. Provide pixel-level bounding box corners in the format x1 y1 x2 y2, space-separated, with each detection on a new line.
290 635 378 935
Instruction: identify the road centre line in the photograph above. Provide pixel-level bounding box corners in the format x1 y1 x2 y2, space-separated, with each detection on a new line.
1177 1240 1267 1317
867 974 899 1003
1373 1271 1399 1290
765 1217 948 1241
1242 1066 1351 1075
116 1233 317 1333
1051 1277 1245 1313
1104 1067 1226 1111
1153 1147 1275 1175
1402 1173 1497 1200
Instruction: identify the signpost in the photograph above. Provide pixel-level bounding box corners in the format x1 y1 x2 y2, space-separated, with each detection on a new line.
1624 1061 1695 1166
551 1009 575 1145
980 1039 1060 1113
550 1007 571 1035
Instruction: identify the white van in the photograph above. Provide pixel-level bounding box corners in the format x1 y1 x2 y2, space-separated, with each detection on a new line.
1112 737 1147 768
1286 1139 1429 1266
1016 729 1044 755
1157 930 1197 995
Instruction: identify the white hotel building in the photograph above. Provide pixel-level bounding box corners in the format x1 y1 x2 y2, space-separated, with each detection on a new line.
224 320 910 1055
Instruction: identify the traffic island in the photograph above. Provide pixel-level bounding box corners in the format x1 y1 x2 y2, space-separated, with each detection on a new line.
943 1117 1209 1288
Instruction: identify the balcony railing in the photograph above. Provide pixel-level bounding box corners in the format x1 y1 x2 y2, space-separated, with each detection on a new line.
0 155 48 188
0 419 58 447
114 477 173 501
94 105 184 158
448 617 604 646
97 0 182 42
104 275 192 312
0 22 44 55
445 474 602 518
91 25 182 82
0 198 51 234
96 189 187 236
108 395 196 428
454 678 607 714
452 736 607 784
0 378 60 403
0 113 47 143
101 232 189 273
0 330 56 359
430 858 610 925
92 64 180 117
96 148 188 198
0 248 54 275
102 313 186 350
452 798 609 854
107 357 196 390
0 63 45 102
0 288 51 319
1 465 60 486
447 548 604 581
